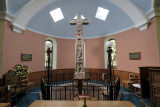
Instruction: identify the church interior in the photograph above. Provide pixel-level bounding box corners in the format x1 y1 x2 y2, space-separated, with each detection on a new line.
0 0 160 107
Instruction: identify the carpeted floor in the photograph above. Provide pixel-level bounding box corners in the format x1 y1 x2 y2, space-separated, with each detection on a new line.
16 85 151 107
17 87 41 107
120 86 151 107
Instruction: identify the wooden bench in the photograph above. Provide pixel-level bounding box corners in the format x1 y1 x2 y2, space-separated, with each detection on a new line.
122 73 140 91
5 70 35 95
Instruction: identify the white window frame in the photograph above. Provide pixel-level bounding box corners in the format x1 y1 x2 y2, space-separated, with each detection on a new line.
45 37 57 69
104 37 117 69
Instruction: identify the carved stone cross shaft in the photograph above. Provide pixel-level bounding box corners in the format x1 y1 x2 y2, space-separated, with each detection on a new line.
70 12 89 79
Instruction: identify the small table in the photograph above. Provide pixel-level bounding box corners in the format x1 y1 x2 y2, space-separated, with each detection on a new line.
0 103 10 107
79 95 90 107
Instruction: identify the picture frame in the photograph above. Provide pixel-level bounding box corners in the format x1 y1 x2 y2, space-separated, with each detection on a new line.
129 52 141 60
21 53 32 61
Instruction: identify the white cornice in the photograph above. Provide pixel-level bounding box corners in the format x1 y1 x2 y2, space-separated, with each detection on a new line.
135 9 155 31
136 21 150 31
11 23 25 33
0 11 25 33
5 12 14 22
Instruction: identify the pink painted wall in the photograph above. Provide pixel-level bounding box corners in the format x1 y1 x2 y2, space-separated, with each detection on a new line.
2 21 46 76
84 38 105 68
56 37 106 69
2 18 160 76
113 18 160 73
56 38 75 69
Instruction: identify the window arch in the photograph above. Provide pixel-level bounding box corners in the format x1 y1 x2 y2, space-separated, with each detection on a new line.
104 37 117 69
45 37 57 69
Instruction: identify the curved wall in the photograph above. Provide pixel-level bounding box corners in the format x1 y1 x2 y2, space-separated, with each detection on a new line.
2 21 46 76
114 18 160 73
56 38 75 69
84 38 105 68
1 18 160 77
55 37 106 69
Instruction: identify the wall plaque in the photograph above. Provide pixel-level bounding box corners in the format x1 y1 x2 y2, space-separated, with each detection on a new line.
21 53 32 61
129 52 141 60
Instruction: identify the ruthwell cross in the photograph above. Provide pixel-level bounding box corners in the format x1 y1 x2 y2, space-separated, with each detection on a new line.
70 12 89 79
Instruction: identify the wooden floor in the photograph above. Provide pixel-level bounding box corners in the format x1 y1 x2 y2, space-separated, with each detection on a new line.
0 103 10 107
29 100 136 107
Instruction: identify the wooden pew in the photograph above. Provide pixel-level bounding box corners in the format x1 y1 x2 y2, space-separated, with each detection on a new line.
4 70 34 99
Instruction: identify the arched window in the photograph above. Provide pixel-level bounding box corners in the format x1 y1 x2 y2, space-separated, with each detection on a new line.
45 37 57 69
104 37 117 69
45 40 53 68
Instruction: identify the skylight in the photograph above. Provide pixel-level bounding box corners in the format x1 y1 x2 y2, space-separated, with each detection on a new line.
74 15 85 19
95 7 109 21
50 8 64 22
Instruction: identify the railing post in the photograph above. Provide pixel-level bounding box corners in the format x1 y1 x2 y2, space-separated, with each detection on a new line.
65 86 66 100
47 85 50 100
107 47 113 100
70 87 71 100
60 87 61 100
56 74 57 85
94 72 95 82
98 87 99 100
69 72 72 81
63 73 64 84
56 86 57 100
51 86 52 100
93 86 95 97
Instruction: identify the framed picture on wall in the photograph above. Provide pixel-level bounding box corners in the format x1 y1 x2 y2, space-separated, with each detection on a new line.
21 53 32 61
129 52 141 60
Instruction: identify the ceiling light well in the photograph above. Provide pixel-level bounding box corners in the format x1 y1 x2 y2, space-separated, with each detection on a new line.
95 7 109 21
50 8 64 22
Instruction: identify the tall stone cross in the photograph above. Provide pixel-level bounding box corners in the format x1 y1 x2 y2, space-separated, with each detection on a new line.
70 12 89 79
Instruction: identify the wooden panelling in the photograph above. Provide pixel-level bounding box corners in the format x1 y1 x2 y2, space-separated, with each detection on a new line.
28 71 45 87
88 68 107 73
1 68 139 88
52 68 74 74
114 70 140 85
